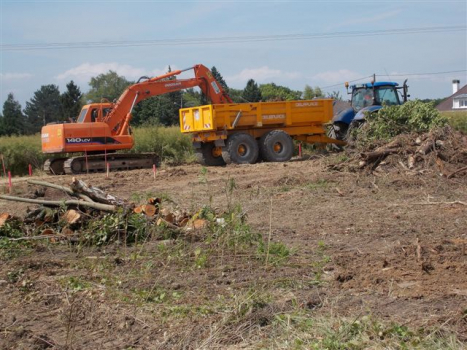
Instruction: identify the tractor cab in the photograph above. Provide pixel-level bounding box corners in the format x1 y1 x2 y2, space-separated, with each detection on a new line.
350 82 401 112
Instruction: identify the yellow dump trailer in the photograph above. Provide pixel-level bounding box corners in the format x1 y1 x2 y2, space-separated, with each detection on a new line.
180 99 344 165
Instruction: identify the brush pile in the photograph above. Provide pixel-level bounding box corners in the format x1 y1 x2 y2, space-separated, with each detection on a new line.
331 126 467 177
0 178 209 244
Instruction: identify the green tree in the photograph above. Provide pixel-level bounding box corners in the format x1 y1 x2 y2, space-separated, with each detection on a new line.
84 71 132 103
24 84 62 133
61 80 83 121
0 93 26 136
327 90 342 101
303 85 314 99
211 66 229 93
228 88 245 103
260 83 301 101
242 79 262 102
313 86 324 98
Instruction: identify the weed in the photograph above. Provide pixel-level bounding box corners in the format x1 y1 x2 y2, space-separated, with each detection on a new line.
0 238 32 259
304 179 329 190
257 241 291 266
312 241 331 282
64 276 89 292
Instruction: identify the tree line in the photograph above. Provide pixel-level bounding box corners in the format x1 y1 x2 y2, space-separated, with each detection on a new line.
0 66 337 136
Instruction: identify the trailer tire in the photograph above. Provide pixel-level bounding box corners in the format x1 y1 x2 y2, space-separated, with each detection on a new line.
222 133 259 164
259 130 294 162
195 143 226 166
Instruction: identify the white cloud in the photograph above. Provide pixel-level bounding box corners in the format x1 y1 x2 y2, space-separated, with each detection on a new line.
312 69 363 85
0 72 33 81
55 63 173 83
227 66 299 84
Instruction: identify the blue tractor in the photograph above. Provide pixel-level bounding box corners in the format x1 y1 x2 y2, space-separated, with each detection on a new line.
329 77 409 141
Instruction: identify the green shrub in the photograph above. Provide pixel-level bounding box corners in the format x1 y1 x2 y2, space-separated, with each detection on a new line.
360 100 448 140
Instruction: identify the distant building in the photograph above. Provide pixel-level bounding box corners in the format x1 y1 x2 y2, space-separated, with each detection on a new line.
436 80 467 112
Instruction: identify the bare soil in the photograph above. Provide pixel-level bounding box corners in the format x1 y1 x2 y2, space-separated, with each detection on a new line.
0 153 466 349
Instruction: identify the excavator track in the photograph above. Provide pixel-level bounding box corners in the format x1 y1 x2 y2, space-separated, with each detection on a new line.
45 153 159 175
44 157 68 175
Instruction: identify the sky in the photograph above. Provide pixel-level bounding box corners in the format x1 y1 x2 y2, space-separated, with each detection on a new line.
0 0 466 109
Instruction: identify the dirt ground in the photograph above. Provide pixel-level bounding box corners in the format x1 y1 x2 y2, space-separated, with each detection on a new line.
0 154 466 349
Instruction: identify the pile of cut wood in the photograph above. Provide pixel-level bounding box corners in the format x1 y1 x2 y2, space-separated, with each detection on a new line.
0 178 209 241
331 126 467 178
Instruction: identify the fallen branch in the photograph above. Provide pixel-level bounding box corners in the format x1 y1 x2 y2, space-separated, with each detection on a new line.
6 234 76 241
447 166 467 179
0 195 116 212
70 177 125 206
28 179 94 203
412 200 467 206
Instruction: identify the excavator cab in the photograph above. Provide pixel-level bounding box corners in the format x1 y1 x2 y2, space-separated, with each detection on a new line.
76 103 113 123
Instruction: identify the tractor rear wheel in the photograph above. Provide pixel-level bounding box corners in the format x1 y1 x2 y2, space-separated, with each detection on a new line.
222 133 259 164
195 142 226 166
259 130 294 162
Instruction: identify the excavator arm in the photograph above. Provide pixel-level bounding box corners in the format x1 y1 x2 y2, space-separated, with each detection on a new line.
104 64 232 136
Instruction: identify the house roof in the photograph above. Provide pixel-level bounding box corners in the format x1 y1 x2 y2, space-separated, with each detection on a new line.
436 84 467 111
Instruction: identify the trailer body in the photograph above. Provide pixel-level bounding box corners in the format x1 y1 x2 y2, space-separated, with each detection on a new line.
180 99 344 165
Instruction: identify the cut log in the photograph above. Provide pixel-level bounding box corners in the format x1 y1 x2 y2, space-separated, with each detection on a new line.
133 205 144 214
42 228 54 235
417 137 435 155
361 149 398 162
70 177 125 206
0 213 11 227
143 204 157 217
62 209 81 225
61 227 74 236
148 197 161 205
0 195 116 212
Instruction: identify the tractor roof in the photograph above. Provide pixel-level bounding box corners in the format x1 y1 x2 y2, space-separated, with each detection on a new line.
352 82 399 89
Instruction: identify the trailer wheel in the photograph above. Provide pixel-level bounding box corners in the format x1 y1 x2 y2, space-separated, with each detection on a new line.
259 130 294 162
222 133 259 164
195 143 226 166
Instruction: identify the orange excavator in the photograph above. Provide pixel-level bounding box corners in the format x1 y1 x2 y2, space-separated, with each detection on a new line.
41 64 232 174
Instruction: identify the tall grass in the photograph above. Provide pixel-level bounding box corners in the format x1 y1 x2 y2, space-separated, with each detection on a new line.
0 125 195 176
0 134 47 176
130 125 195 165
442 111 467 133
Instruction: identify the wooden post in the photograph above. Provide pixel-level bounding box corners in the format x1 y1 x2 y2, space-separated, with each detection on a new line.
106 162 110 178
299 143 302 158
153 164 156 180
8 171 12 193
28 164 33 177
